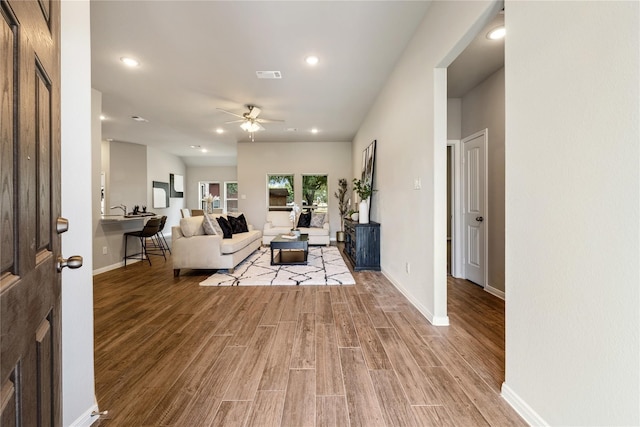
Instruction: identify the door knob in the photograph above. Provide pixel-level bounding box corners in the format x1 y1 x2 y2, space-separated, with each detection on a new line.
56 217 69 234
476 216 484 222
57 255 83 272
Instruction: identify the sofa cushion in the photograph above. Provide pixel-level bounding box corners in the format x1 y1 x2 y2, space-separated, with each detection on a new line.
220 230 260 254
216 216 233 238
228 213 249 233
310 212 325 228
180 216 205 237
297 211 311 228
202 213 219 235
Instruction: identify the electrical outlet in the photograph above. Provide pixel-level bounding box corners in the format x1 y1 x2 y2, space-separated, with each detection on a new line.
406 262 410 274
102 246 108 255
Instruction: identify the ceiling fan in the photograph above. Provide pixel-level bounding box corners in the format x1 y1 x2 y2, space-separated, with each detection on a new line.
217 105 284 141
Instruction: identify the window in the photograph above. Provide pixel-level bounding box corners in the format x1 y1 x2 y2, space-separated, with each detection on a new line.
302 174 328 212
225 181 238 213
268 174 294 211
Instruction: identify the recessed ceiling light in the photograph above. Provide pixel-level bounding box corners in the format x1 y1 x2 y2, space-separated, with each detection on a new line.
305 55 319 66
100 115 106 121
311 128 319 134
120 56 140 67
201 148 208 153
131 115 148 122
487 26 505 40
215 128 224 134
190 145 201 149
285 128 298 132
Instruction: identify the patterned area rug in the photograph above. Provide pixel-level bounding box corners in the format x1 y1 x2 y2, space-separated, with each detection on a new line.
199 246 355 286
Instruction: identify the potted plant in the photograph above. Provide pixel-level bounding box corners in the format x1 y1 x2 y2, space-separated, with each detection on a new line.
352 178 372 223
334 178 349 242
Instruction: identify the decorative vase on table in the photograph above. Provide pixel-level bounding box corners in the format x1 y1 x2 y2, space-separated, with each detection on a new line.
359 199 369 224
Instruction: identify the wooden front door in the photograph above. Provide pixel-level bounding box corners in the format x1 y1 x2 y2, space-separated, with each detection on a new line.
1 0 62 425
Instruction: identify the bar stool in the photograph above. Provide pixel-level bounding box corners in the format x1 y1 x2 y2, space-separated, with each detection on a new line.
155 215 171 254
124 217 165 266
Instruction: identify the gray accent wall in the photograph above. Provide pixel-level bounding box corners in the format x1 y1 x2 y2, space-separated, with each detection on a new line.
185 166 238 210
237 141 352 238
461 67 505 293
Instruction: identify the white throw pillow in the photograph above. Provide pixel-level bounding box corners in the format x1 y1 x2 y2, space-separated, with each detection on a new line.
179 216 204 237
202 213 218 235
310 212 325 228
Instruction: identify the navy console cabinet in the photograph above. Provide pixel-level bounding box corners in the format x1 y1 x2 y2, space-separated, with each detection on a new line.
343 219 380 271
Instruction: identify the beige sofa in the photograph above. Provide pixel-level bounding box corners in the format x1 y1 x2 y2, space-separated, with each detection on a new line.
262 210 330 246
172 215 262 276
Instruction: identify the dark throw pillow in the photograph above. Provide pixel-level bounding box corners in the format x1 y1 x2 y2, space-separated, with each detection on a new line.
297 211 311 228
228 214 249 234
216 216 233 239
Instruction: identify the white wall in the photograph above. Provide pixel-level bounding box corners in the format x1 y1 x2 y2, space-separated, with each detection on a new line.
503 1 639 425
108 141 147 211
461 67 505 293
353 0 501 324
237 141 352 237
447 98 462 140
185 165 237 210
60 1 97 424
147 146 185 234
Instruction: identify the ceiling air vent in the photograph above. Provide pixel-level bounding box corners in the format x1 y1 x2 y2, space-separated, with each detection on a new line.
256 71 282 79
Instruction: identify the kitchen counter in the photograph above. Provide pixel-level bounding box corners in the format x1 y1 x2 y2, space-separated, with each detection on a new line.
100 213 157 223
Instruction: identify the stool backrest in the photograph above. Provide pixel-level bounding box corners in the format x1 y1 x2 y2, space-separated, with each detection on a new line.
140 218 162 238
157 215 167 232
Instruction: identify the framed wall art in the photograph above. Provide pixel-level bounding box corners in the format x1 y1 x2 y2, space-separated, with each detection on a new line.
170 173 184 198
153 181 169 208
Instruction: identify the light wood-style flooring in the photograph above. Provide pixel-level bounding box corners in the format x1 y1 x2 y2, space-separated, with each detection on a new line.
93 247 525 426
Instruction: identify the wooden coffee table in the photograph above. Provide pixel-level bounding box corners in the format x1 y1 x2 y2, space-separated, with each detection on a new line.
270 234 309 265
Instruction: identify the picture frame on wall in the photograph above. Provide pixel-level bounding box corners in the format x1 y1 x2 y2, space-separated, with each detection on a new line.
361 140 376 212
153 181 169 208
363 140 376 188
170 173 184 198
361 147 368 182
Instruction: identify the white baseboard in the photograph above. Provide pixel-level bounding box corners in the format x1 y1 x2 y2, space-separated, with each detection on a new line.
501 382 548 426
485 284 505 300
92 258 142 276
69 404 100 427
380 268 449 326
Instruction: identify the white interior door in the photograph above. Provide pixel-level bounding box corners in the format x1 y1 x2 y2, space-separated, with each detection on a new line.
462 129 487 286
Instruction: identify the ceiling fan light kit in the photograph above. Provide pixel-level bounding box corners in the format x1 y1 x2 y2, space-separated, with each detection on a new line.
240 121 263 133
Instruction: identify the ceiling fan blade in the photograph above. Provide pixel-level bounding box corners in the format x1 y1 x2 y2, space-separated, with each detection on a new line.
217 108 245 119
256 118 285 123
224 119 245 124
247 106 261 119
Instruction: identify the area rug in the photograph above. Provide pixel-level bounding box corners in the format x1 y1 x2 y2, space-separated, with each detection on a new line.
199 246 355 286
